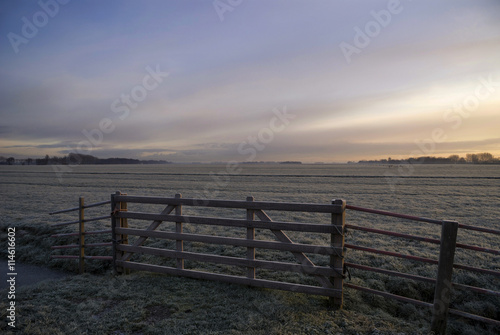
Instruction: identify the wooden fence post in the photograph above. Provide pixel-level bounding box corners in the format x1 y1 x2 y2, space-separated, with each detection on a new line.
175 194 184 269
431 220 459 334
331 199 346 309
78 197 85 274
120 195 128 243
120 192 130 274
246 196 255 279
111 191 123 274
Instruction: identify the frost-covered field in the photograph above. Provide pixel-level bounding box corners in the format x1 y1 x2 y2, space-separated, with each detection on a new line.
1 162 498 242
2 163 499 220
1 163 499 271
0 163 499 333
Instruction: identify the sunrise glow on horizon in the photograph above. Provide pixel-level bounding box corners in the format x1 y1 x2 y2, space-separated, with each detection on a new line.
1 0 499 163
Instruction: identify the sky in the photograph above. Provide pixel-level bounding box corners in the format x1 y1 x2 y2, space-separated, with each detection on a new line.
1 0 499 163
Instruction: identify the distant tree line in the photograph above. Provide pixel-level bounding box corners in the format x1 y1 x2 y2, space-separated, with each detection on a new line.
279 161 303 164
357 153 500 164
0 153 171 165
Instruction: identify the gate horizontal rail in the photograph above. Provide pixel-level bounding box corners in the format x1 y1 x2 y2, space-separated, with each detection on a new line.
115 227 342 256
117 212 338 233
116 244 339 277
117 260 342 298
114 195 344 213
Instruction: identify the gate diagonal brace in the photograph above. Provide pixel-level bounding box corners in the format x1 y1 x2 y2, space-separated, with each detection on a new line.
254 209 335 289
120 204 176 262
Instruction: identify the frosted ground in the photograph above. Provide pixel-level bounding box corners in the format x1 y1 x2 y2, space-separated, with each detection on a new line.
0 163 498 334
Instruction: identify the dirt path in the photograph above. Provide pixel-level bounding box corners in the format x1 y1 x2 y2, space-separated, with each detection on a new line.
1 259 70 290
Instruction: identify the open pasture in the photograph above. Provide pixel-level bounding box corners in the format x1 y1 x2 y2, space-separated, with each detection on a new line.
1 163 498 334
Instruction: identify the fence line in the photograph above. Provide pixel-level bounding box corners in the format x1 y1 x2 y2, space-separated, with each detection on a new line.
49 193 500 334
51 229 112 238
49 200 111 215
346 243 500 277
50 197 112 273
346 223 500 255
346 204 500 235
345 262 500 297
345 204 500 332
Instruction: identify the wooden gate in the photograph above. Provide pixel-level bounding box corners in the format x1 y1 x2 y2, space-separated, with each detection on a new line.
110 191 346 309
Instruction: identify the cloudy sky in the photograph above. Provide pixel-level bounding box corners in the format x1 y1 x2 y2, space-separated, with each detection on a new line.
1 0 499 163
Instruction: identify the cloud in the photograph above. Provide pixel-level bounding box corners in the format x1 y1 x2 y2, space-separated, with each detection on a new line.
1 1 499 162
